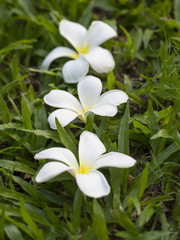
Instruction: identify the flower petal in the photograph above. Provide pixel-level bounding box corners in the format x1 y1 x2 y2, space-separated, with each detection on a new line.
62 55 89 83
89 103 117 117
34 147 79 169
78 75 102 111
79 131 106 168
84 47 115 73
44 89 83 112
97 90 128 106
76 171 110 198
35 162 75 183
59 20 87 52
94 152 136 169
86 21 117 47
41 47 78 70
48 109 79 129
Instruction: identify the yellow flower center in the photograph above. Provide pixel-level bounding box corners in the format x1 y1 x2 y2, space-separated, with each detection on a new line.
77 45 89 55
78 162 92 174
78 109 87 123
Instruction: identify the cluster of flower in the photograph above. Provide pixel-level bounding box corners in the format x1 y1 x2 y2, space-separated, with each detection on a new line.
35 20 136 198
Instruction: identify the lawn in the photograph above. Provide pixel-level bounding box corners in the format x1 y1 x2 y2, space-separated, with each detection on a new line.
0 0 180 239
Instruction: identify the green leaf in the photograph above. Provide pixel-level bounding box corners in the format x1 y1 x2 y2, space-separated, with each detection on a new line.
0 187 46 207
151 143 178 169
0 39 36 59
94 117 108 140
138 162 149 200
0 123 61 143
21 97 32 130
12 176 43 200
20 199 44 240
0 76 26 95
112 102 130 200
133 27 143 56
141 195 173 207
72 189 83 230
112 209 139 236
170 128 180 149
92 199 109 240
18 0 37 17
148 100 159 135
34 100 48 148
128 196 141 215
137 205 155 227
4 223 24 240
174 0 180 22
0 205 5 240
11 54 19 80
110 101 130 206
55 118 78 158
115 231 135 239
45 207 59 226
39 189 71 206
118 102 129 154
85 112 94 132
0 160 35 175
8 96 22 121
133 120 150 135
2 215 34 239
151 129 173 140
122 143 178 208
137 231 171 240
124 74 132 92
120 25 133 48
143 29 154 48
107 71 115 90
33 129 61 143
0 94 11 123
148 100 160 155
68 0 78 20
157 207 169 236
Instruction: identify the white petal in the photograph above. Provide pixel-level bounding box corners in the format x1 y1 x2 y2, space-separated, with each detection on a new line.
79 131 106 168
89 103 117 116
59 20 87 52
44 89 83 112
84 47 115 73
41 47 77 70
86 21 117 47
94 152 136 169
97 90 128 106
34 147 79 169
35 162 75 183
76 171 110 198
78 75 102 111
62 55 89 83
48 109 79 129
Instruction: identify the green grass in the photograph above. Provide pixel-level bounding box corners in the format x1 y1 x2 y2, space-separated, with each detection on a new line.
0 0 180 239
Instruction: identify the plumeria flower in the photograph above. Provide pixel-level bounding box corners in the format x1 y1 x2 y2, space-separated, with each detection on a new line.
44 75 128 129
35 131 136 198
41 19 117 83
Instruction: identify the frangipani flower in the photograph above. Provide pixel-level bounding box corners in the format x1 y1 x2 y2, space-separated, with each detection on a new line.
35 131 136 198
41 19 117 83
44 75 128 129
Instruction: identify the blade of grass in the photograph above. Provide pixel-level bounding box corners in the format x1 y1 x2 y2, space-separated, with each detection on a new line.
55 118 78 158
72 189 83 231
92 199 109 240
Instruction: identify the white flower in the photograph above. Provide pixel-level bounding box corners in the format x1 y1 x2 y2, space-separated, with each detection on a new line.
35 131 136 198
41 19 117 83
44 75 128 129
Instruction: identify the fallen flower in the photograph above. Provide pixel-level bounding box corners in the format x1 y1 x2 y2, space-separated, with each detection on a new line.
44 75 128 129
41 19 117 83
35 131 136 198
